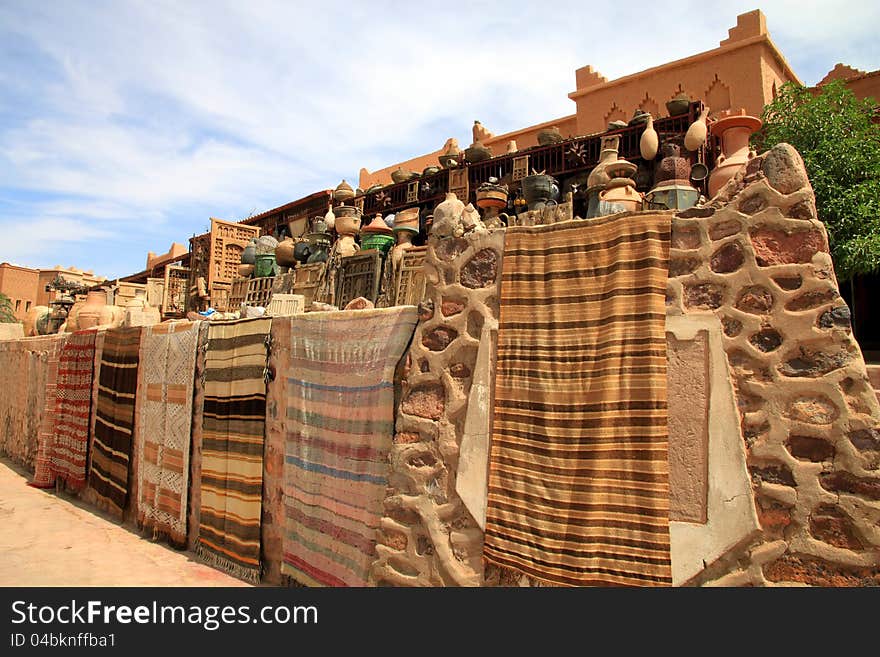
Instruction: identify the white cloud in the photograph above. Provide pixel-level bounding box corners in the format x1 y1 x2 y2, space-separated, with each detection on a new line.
0 0 876 277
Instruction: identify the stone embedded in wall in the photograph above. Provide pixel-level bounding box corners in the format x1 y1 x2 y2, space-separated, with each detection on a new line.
787 394 839 425
817 306 851 330
785 288 838 312
748 327 782 352
422 326 458 352
819 471 880 501
750 225 827 267
400 383 446 420
459 248 499 289
710 240 745 273
784 435 835 462
667 331 710 524
684 282 726 309
441 298 466 317
808 504 864 550
709 218 742 241
764 554 880 586
672 225 702 250
772 274 802 291
670 256 702 277
735 285 774 314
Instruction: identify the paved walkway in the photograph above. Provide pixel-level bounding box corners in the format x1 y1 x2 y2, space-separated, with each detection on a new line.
0 459 248 586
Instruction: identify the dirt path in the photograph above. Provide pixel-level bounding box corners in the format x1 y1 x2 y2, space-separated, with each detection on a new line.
0 459 249 586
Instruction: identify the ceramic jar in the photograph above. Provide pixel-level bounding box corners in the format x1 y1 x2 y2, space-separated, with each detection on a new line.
597 160 641 214
334 209 361 237
666 92 691 117
306 233 332 264
684 106 710 151
521 173 560 211
537 126 563 145
241 238 257 265
391 229 417 272
438 138 462 168
433 192 465 226
333 179 355 203
653 142 692 186
360 214 395 255
464 142 492 163
391 167 417 183
275 237 297 268
708 110 762 198
77 290 108 330
394 207 420 233
254 253 277 278
639 115 658 161
238 263 255 278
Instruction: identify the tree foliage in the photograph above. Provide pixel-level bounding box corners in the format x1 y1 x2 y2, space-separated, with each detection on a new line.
0 292 17 323
754 80 880 281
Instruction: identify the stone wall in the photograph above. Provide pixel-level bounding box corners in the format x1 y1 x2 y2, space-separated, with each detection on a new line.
667 144 880 585
371 231 503 586
373 143 880 586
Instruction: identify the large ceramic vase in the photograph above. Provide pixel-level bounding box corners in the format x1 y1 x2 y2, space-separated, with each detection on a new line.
77 290 108 330
476 181 509 229
597 160 641 215
275 237 297 268
684 106 710 151
241 238 257 265
708 111 762 198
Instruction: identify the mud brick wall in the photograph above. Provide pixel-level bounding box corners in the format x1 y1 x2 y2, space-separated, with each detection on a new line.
666 144 880 586
371 230 503 586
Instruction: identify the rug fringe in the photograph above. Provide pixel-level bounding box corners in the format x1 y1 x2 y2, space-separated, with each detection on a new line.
195 544 261 584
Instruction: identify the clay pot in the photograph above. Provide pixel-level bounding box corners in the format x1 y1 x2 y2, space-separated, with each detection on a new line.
335 235 359 258
708 110 762 198
666 92 691 117
639 115 658 161
241 238 257 265
464 142 492 163
391 231 416 272
599 179 643 213
586 136 621 218
394 207 420 233
606 120 628 131
684 106 710 151
254 253 277 278
255 235 279 255
238 263 255 278
361 214 393 236
293 240 312 264
422 166 440 177
521 173 560 211
438 138 462 168
653 142 692 186
537 126 563 145
391 167 417 183
306 233 332 264
476 182 509 210
628 109 650 127
275 237 298 268
333 179 355 203
335 212 361 236
334 205 360 219
361 232 395 255
506 140 518 153
77 290 108 330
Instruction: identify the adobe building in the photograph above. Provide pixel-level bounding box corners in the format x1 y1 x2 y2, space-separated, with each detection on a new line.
0 263 39 321
359 9 800 189
816 63 880 105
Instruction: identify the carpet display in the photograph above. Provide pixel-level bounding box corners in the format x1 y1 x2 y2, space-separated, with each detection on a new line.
484 213 673 587
30 334 69 488
136 321 202 545
88 327 142 516
280 306 417 586
196 317 271 582
48 330 97 491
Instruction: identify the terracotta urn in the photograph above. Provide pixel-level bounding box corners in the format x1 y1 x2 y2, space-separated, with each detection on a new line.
238 263 255 278
433 192 465 226
275 237 298 268
598 160 641 214
335 234 359 258
684 106 710 151
628 109 650 127
333 179 355 203
653 142 692 186
708 110 762 198
438 138 462 168
77 290 108 330
391 167 417 184
639 115 658 161
334 205 360 219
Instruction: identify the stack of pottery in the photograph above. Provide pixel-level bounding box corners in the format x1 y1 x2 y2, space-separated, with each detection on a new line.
586 135 621 218
254 253 277 278
708 109 762 198
476 180 509 229
430 192 466 238
333 179 355 203
334 207 361 258
75 290 123 330
242 238 257 265
537 126 563 145
422 165 440 177
628 109 651 127
360 214 395 255
123 297 160 328
645 141 700 211
598 160 642 215
521 173 559 212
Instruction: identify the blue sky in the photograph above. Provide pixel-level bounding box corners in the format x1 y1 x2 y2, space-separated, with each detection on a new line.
1 0 878 278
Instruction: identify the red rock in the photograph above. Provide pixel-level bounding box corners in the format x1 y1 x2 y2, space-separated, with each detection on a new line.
460 248 499 289
400 383 445 420
749 226 827 266
441 298 466 316
422 326 458 351
710 240 745 273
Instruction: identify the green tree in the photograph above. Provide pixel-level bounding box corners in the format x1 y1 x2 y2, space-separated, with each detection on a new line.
754 80 880 281
0 292 16 323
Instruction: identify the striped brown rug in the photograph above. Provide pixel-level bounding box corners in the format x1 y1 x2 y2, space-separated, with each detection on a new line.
88 327 142 517
484 212 673 587
196 317 271 583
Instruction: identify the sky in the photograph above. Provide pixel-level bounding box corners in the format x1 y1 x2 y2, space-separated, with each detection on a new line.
0 0 878 279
